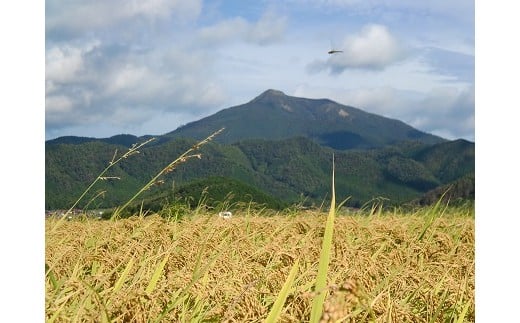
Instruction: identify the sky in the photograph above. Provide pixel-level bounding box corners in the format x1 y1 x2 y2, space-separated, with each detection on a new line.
45 0 475 141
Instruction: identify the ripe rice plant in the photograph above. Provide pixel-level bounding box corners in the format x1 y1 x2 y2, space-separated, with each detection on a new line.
46 131 474 322
46 204 474 321
111 127 225 219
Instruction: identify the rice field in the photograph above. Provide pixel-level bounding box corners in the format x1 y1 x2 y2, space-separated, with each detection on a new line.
45 206 474 322
46 132 474 322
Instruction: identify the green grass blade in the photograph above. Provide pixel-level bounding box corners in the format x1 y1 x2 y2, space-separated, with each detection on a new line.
154 237 229 322
429 289 448 323
47 301 69 323
310 155 336 323
265 258 300 323
455 299 472 323
113 257 134 293
146 253 169 294
418 191 449 241
46 263 60 291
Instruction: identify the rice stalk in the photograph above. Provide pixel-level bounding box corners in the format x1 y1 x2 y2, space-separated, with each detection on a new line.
66 137 155 216
429 288 449 323
455 299 472 323
418 191 449 241
310 154 336 323
111 127 224 219
153 234 230 322
46 198 474 321
49 137 155 232
112 257 135 293
145 252 170 295
46 263 60 291
265 258 300 323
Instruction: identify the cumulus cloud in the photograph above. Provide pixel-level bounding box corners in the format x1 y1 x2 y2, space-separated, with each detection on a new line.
247 11 287 45
46 0 202 36
280 0 473 23
45 40 100 84
418 47 474 83
307 24 405 74
45 40 228 134
45 95 74 114
46 46 84 83
410 86 475 140
45 0 236 139
294 84 474 141
197 18 249 44
197 11 287 46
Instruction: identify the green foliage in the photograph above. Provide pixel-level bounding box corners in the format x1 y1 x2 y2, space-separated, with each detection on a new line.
384 156 440 190
413 139 475 183
414 174 475 206
128 176 288 215
175 176 287 209
46 136 474 211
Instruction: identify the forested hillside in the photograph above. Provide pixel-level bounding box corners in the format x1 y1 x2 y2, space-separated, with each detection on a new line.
46 136 474 210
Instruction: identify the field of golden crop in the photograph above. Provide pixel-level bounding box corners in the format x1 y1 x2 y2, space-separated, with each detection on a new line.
45 206 474 322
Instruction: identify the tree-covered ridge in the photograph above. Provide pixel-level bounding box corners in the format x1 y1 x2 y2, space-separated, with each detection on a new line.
46 136 474 210
45 134 146 147
136 176 288 213
413 174 475 206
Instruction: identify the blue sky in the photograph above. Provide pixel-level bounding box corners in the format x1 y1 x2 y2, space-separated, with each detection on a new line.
45 0 475 141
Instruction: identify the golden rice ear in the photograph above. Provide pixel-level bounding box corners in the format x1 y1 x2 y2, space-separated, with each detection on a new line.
49 137 156 233
112 128 225 219
46 206 474 321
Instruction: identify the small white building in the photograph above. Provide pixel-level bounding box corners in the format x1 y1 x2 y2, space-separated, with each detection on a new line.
218 211 232 219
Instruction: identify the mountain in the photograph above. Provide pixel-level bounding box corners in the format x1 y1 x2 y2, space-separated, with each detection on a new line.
45 89 473 211
45 136 474 210
413 174 475 206
45 134 148 148
412 139 475 183
164 89 444 150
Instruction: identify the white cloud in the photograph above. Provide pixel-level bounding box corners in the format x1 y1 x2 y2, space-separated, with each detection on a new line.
307 24 405 73
280 0 473 22
45 95 74 114
46 46 84 83
197 11 287 46
294 84 474 140
45 40 228 134
247 11 287 45
197 17 249 44
46 0 202 34
46 40 101 89
337 24 403 68
103 64 165 101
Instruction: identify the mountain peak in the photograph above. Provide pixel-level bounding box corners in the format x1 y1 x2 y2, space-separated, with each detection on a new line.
252 89 287 102
263 89 286 96
166 90 445 149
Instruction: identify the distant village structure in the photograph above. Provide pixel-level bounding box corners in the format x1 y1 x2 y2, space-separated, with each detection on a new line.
45 209 104 220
